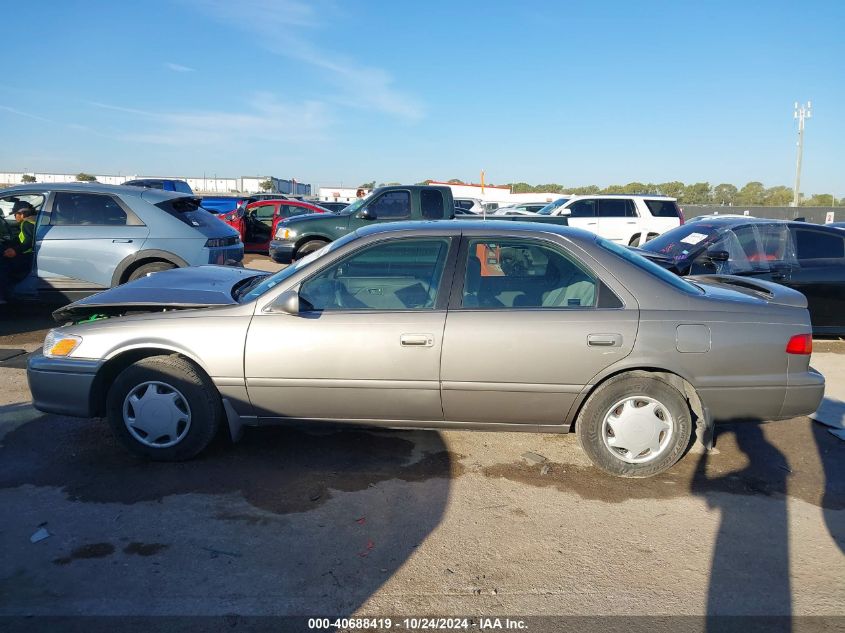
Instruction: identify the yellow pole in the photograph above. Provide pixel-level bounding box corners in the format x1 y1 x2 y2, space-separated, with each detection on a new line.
481 169 485 194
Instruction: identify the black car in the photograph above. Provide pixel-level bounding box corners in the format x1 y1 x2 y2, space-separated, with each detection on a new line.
316 201 350 213
637 217 845 335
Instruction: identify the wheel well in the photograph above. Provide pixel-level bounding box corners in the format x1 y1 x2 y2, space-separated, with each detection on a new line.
569 368 704 433
89 349 212 417
119 258 178 284
294 236 329 257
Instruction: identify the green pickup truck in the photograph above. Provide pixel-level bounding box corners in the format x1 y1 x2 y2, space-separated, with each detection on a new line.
268 184 569 263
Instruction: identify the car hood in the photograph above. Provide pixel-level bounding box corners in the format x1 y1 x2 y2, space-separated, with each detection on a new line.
53 265 267 323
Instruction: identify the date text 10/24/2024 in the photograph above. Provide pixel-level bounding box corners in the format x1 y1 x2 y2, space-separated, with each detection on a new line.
308 617 528 630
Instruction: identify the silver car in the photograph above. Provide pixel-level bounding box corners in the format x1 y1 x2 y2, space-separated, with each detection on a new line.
27 222 824 477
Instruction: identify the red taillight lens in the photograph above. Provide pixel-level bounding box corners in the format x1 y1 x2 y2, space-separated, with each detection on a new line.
678 206 686 225
786 334 813 355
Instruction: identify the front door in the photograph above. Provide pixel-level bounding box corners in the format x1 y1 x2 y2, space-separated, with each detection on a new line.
36 191 149 292
441 236 638 426
244 237 456 421
561 199 599 235
244 203 276 250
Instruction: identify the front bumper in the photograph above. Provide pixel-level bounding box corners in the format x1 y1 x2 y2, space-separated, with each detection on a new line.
27 353 102 418
269 240 295 264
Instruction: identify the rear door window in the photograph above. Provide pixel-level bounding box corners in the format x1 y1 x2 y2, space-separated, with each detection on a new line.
420 189 445 219
793 228 845 260
598 199 636 217
51 192 138 226
645 200 681 217
461 239 597 309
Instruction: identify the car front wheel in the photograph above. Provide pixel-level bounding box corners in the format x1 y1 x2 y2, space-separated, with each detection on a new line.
575 373 692 477
106 355 222 461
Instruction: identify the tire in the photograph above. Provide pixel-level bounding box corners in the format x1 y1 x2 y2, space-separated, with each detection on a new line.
294 239 328 260
126 261 176 283
106 355 223 461
575 372 692 478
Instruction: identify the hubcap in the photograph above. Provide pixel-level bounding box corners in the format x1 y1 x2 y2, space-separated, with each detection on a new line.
123 381 191 448
601 396 674 464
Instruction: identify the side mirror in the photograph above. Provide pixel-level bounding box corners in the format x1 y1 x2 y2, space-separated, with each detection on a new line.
705 249 730 262
355 208 377 221
559 207 572 216
270 289 300 315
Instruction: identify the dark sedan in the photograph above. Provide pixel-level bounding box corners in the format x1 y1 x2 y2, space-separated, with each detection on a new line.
637 218 845 335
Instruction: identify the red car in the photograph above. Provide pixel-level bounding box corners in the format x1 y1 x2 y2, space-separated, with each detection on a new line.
219 199 330 253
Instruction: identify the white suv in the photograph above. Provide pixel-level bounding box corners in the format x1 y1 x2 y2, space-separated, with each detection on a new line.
537 195 683 245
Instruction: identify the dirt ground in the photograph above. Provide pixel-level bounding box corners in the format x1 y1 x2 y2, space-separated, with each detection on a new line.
0 262 843 626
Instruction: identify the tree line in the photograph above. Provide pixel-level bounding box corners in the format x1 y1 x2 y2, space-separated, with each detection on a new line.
398 179 841 207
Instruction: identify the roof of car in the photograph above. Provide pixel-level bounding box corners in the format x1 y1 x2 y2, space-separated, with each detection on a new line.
354 219 599 243
1 182 191 202
567 194 676 200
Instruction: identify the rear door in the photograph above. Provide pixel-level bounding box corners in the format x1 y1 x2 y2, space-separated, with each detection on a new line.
788 226 845 330
597 198 639 243
440 235 638 427
36 191 149 291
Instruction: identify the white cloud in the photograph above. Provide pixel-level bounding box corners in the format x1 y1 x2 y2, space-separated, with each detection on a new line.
185 0 424 121
165 62 196 73
88 94 332 146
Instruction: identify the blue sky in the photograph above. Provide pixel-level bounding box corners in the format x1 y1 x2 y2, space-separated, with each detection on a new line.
1 0 843 195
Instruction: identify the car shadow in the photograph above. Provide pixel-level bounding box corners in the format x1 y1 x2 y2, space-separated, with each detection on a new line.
0 412 458 618
0 303 57 344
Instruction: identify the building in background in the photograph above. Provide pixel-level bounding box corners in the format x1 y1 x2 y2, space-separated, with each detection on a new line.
0 172 311 195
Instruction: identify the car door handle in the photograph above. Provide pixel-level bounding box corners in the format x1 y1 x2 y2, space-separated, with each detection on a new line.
588 334 622 347
112 239 133 243
400 333 434 347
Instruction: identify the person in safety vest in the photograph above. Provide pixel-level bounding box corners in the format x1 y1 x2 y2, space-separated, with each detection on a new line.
0 201 37 303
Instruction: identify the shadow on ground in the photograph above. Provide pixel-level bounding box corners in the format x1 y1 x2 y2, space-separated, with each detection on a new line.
0 303 56 344
0 413 458 616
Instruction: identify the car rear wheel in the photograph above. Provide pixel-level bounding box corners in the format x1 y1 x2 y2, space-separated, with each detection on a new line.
106 355 222 461
575 373 692 477
295 239 328 260
127 261 176 282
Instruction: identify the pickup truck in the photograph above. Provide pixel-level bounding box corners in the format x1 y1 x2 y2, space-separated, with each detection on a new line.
268 185 570 263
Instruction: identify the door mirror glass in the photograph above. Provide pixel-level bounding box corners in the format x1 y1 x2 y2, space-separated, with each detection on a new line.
270 289 300 315
559 207 572 216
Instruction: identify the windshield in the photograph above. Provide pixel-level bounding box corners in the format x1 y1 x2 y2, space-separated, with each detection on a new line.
640 223 723 263
537 198 569 215
340 197 367 215
238 233 357 303
598 236 703 294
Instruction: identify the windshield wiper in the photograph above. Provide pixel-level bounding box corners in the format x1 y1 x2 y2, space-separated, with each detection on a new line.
232 274 268 300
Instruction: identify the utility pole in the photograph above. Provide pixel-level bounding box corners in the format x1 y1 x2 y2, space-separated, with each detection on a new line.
792 101 812 207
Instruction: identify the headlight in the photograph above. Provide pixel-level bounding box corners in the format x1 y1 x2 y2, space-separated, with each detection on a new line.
205 237 229 248
275 227 297 240
43 330 82 358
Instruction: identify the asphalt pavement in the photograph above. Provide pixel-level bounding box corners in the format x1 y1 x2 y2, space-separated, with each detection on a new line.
0 258 843 624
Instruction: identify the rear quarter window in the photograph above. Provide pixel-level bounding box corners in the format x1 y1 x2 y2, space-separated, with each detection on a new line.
645 200 681 217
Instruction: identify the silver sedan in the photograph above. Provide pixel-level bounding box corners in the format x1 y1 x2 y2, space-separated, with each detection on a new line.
27 221 824 477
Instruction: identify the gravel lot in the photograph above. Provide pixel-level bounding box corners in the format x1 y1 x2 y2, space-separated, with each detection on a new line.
0 256 843 623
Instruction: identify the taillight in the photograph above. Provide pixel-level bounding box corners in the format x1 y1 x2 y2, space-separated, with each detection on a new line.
786 334 812 355
678 207 685 225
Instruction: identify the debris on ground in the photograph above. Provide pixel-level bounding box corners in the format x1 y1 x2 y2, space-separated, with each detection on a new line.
358 540 375 557
521 451 547 465
540 464 551 476
356 517 366 525
201 546 241 558
30 526 51 543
